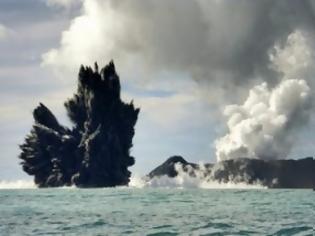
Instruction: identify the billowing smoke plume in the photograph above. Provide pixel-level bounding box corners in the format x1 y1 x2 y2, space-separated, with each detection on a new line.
215 79 311 161
215 31 313 161
42 1 315 162
42 0 315 100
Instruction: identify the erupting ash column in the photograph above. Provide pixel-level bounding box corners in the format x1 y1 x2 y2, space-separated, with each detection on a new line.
19 61 140 188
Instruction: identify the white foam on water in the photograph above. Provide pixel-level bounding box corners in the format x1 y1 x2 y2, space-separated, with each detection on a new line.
0 180 36 189
0 170 266 190
130 176 266 189
129 165 266 190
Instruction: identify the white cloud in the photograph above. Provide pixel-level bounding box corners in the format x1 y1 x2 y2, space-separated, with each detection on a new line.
0 24 9 41
122 74 211 132
42 0 123 74
45 0 82 8
0 86 72 125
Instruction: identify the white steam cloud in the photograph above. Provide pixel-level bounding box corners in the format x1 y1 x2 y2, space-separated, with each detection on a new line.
215 79 311 161
215 31 313 161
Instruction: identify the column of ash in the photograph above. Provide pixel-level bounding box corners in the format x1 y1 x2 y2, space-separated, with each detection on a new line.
19 61 140 187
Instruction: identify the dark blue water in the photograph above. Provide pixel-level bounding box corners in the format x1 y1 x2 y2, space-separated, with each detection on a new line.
0 188 314 235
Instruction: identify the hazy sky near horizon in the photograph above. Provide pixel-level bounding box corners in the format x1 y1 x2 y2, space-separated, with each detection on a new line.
1 0 315 180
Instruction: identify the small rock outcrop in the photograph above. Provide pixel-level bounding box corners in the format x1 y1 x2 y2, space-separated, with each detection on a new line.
148 156 190 178
19 61 140 187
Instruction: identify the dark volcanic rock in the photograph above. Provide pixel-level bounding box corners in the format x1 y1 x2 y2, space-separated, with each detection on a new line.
148 156 189 178
148 156 212 179
19 61 140 187
148 156 315 188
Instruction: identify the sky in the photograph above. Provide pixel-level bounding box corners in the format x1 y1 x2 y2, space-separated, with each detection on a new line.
1 0 315 181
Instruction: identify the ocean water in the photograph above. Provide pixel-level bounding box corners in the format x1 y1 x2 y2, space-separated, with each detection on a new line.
0 184 314 236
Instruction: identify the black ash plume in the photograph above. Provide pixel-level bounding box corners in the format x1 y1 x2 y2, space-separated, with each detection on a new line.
19 61 140 187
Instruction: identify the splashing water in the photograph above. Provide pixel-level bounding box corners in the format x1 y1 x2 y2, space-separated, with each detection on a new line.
0 166 266 190
0 180 36 189
129 164 266 189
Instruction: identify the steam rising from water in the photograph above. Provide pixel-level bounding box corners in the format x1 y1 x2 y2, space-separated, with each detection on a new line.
215 79 311 161
215 31 313 161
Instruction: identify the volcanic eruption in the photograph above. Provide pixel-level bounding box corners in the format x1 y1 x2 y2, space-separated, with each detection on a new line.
19 61 140 187
147 31 315 189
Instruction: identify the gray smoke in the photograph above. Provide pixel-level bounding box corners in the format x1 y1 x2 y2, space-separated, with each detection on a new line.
43 0 315 96
43 1 315 161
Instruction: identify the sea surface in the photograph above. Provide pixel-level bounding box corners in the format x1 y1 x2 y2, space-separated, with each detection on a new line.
0 186 314 236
